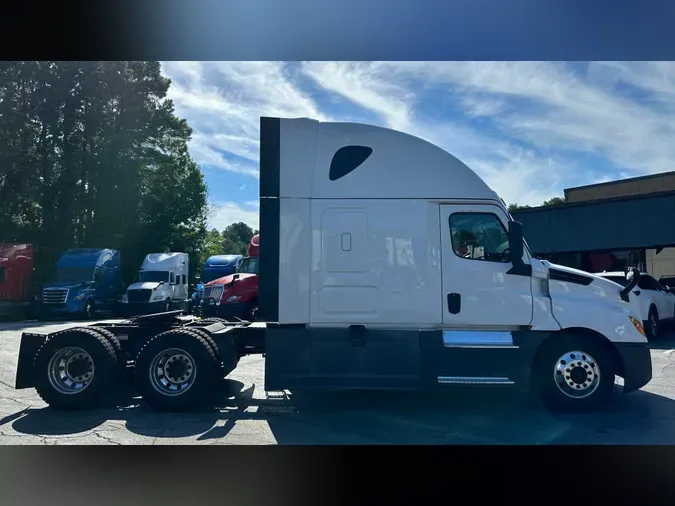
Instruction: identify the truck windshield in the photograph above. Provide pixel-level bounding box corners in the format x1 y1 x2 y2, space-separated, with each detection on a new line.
237 258 259 274
55 267 94 281
202 269 233 283
138 271 170 282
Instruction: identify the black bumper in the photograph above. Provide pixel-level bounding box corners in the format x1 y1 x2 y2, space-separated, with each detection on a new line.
0 301 30 317
615 342 652 393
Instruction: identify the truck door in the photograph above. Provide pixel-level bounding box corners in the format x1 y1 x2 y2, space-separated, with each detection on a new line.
428 204 534 385
440 204 533 328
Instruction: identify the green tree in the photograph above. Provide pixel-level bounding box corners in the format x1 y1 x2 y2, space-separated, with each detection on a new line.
542 197 566 206
0 61 209 291
508 203 531 212
221 222 256 256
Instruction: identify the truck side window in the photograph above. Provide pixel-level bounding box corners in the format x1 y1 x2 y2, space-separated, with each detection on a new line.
449 212 510 263
170 272 175 284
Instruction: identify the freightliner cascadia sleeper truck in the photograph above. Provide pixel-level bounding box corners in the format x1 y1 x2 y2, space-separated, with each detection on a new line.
13 116 652 412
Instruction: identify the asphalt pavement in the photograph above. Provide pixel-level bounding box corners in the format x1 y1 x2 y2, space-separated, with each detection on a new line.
2 319 675 444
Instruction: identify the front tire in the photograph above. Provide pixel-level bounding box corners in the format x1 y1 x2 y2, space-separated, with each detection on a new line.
32 328 119 410
134 329 220 412
534 334 616 412
646 306 659 341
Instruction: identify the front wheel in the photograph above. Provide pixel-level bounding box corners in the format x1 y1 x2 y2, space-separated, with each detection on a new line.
534 335 616 412
645 307 659 341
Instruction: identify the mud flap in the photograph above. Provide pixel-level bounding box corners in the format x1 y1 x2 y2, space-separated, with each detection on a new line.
15 332 47 389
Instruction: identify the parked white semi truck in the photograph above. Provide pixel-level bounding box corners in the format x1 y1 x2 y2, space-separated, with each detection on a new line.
121 252 190 315
14 116 652 413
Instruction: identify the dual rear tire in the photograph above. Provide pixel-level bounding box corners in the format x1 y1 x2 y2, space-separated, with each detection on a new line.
33 327 124 410
133 329 224 412
31 326 234 412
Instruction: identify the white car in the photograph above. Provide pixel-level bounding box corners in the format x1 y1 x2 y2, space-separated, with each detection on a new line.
596 270 675 339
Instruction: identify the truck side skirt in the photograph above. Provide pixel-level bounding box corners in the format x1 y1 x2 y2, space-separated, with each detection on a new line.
263 325 553 392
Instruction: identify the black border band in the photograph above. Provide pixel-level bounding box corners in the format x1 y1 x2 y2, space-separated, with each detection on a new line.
258 117 281 322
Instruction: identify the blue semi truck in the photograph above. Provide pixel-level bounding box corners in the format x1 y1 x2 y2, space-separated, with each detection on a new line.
39 248 122 319
191 254 242 310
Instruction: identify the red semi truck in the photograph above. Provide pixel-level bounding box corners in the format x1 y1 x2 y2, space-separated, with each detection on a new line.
0 243 35 319
200 234 259 321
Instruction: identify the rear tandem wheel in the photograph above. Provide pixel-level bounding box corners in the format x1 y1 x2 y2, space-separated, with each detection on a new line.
32 327 119 410
133 329 221 412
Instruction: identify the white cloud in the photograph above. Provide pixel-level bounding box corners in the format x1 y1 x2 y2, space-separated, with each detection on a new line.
162 61 326 177
189 135 259 178
164 61 675 221
378 61 675 175
459 95 508 118
208 201 259 231
301 61 414 130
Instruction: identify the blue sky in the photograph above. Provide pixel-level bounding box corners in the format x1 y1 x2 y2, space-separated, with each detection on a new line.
160 61 675 231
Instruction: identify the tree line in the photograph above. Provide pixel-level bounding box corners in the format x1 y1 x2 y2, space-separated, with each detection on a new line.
202 223 259 267
508 196 566 213
0 61 250 291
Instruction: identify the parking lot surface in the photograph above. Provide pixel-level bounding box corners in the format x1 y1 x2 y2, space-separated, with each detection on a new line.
2 319 675 444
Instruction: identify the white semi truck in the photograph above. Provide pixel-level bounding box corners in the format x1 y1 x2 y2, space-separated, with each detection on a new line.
14 116 651 413
121 252 190 315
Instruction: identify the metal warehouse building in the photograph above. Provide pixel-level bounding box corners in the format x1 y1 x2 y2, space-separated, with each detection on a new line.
510 171 675 277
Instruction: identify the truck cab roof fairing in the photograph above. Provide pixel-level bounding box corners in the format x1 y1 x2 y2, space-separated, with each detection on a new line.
259 116 500 202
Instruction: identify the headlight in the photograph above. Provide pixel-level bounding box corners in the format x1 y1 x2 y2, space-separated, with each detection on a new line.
152 294 164 301
74 293 87 301
225 295 241 303
629 316 646 337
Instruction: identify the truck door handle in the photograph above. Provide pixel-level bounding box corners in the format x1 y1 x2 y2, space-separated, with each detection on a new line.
349 325 367 347
447 293 461 314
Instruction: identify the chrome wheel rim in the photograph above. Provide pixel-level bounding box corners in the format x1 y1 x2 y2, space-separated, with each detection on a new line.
48 347 95 395
651 314 658 337
149 348 196 396
553 350 600 399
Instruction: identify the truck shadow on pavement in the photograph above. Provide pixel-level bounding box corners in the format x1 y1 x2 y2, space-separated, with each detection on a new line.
7 379 675 444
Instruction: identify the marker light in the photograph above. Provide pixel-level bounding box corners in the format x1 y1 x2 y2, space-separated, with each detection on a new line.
629 316 646 337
